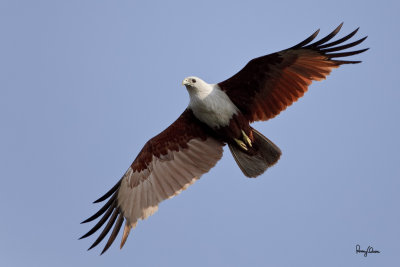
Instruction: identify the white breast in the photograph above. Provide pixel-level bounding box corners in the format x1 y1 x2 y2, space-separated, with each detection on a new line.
188 84 238 128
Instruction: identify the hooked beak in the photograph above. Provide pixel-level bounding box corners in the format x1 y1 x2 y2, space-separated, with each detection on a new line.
182 79 189 86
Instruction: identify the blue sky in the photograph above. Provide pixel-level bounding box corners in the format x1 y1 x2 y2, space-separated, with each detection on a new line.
1 1 399 266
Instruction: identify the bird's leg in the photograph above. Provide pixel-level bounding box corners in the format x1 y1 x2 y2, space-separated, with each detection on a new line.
241 130 252 147
234 138 248 151
234 130 253 151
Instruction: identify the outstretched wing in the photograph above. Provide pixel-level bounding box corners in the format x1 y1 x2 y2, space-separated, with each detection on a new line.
218 23 368 122
80 109 224 254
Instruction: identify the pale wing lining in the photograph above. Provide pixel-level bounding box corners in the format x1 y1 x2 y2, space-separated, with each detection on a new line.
117 137 223 247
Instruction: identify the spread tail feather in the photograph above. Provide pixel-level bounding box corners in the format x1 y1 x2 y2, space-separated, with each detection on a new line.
229 128 281 178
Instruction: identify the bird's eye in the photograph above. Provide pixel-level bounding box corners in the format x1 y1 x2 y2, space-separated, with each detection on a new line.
191 79 196 83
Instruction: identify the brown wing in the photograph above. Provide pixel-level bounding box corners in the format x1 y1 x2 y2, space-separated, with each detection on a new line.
80 109 224 254
218 23 368 122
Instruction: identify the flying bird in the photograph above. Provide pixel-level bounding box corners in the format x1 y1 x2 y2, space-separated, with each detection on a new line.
81 23 367 254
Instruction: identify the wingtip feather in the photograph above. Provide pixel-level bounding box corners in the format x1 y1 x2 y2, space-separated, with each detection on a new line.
120 223 134 249
93 180 121 203
291 29 320 49
100 213 124 254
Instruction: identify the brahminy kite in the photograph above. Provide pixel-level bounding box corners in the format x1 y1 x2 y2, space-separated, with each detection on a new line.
81 23 367 254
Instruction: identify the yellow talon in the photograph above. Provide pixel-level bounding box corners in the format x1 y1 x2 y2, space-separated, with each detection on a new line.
234 138 248 151
241 130 252 147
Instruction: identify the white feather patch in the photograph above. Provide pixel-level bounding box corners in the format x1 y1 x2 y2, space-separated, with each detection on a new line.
189 83 238 128
117 137 223 228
